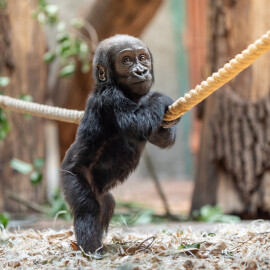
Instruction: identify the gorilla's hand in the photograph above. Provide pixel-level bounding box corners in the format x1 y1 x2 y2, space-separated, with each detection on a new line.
161 118 181 128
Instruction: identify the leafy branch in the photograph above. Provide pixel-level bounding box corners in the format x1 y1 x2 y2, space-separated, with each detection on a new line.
10 158 45 184
34 0 97 77
0 76 10 140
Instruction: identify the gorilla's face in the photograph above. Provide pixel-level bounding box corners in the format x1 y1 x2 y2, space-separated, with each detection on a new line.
94 35 154 101
113 40 153 97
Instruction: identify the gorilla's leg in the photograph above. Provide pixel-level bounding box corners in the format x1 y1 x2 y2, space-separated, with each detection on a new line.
61 171 103 253
100 193 115 233
74 204 103 253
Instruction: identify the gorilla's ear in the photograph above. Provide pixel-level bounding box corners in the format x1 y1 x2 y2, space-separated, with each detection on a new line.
97 65 107 82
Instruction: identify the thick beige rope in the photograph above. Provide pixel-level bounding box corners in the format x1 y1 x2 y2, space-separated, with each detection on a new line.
163 30 270 121
1 30 270 123
0 95 84 124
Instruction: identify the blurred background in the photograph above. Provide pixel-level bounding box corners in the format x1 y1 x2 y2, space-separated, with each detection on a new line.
1 0 270 228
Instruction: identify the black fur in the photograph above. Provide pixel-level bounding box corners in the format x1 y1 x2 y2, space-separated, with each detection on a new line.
61 35 178 253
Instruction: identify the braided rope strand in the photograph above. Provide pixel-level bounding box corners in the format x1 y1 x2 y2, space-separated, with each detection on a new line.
0 95 84 124
163 30 270 121
0 30 270 123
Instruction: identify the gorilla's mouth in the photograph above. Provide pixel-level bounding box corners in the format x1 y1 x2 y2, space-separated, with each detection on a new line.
131 76 151 84
133 80 147 84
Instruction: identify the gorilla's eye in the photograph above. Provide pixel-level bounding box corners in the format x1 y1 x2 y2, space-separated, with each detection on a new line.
139 54 147 62
122 56 133 65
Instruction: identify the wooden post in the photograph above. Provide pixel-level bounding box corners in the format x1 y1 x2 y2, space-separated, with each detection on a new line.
0 0 47 212
191 0 270 218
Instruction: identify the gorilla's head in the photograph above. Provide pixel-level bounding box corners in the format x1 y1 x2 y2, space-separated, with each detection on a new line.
93 35 154 99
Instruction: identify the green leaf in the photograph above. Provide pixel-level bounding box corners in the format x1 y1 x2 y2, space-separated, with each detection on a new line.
0 77 10 87
34 158 45 169
30 171 43 184
208 233 216 237
0 108 10 140
59 64 76 77
132 209 154 225
81 63 90 73
10 158 33 174
192 205 241 223
70 18 84 28
38 0 47 8
43 51 56 63
207 214 241 223
59 40 72 54
179 243 201 249
79 42 89 54
48 189 71 221
56 32 69 43
19 94 33 102
0 212 9 228
200 205 222 220
44 4 58 16
222 250 234 256
57 21 66 32
37 12 46 24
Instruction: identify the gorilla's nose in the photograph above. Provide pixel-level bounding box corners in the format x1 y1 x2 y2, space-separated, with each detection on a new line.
134 66 149 79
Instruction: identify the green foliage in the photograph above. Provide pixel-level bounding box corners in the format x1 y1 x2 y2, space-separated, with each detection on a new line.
0 77 10 139
10 159 33 174
192 205 241 223
33 0 59 25
43 51 55 63
10 158 44 185
112 201 161 226
19 94 33 118
19 94 33 102
34 158 45 168
30 171 43 184
112 208 155 226
0 212 9 228
35 0 92 77
59 64 76 77
0 0 7 9
0 76 9 87
52 22 92 77
0 108 10 140
112 201 187 226
179 242 201 249
47 189 71 221
222 250 234 256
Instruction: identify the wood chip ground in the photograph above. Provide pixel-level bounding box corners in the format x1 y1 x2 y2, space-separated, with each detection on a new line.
0 221 270 269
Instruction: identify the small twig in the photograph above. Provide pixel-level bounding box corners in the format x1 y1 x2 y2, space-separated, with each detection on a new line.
144 149 175 219
6 191 48 214
142 237 157 252
130 236 156 255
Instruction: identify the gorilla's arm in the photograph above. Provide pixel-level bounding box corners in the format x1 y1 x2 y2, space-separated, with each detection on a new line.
102 86 167 141
148 93 180 148
148 125 177 148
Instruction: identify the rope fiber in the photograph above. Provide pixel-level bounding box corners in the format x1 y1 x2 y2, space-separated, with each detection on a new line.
0 95 84 124
1 30 270 123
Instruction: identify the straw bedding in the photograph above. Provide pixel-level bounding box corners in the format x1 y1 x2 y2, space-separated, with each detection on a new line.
0 221 269 269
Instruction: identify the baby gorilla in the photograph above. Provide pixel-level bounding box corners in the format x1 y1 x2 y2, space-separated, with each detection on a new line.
61 35 179 253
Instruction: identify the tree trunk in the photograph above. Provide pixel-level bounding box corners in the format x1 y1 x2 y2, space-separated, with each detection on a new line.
53 0 163 159
0 0 47 212
191 0 270 218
